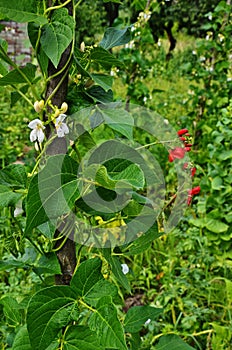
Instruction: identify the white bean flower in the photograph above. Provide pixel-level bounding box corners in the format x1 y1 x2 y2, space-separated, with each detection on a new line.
28 119 45 143
121 263 129 275
55 114 69 137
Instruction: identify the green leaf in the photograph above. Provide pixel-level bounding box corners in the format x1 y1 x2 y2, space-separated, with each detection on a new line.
155 334 195 350
25 155 79 235
90 46 124 69
90 73 113 91
70 258 103 296
0 259 26 271
27 286 77 350
100 108 134 139
211 176 223 190
12 325 31 350
219 150 232 160
11 85 29 107
35 253 61 275
205 218 229 233
0 184 21 208
122 222 161 255
63 325 104 350
89 296 127 350
1 296 21 326
40 8 75 68
0 0 47 24
103 250 131 292
100 27 132 50
0 163 27 188
28 22 48 75
0 63 37 85
84 279 118 307
86 85 113 104
124 305 163 333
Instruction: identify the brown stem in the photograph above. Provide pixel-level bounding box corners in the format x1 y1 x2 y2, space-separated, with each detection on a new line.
44 0 77 285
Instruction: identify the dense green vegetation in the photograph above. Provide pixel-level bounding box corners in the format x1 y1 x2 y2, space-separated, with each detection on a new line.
0 0 231 349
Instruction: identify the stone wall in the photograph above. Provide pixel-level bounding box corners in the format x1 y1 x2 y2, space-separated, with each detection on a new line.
0 21 32 66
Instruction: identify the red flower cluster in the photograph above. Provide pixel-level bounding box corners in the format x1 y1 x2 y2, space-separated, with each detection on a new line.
168 128 192 162
187 186 201 205
168 128 201 205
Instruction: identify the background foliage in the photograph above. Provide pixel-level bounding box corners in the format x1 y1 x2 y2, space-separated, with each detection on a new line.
0 0 231 349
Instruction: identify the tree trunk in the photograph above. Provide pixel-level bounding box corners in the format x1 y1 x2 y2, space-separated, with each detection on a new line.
44 0 77 285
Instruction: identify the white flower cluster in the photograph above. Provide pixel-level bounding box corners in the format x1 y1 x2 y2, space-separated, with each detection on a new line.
28 101 69 143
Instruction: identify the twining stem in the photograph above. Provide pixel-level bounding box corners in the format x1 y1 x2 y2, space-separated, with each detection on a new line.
44 0 72 14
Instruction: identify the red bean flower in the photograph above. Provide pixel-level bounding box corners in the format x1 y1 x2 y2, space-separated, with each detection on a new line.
177 128 189 136
168 147 186 162
187 186 201 205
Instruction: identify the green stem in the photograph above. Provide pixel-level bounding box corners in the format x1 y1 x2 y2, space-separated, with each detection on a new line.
10 84 34 107
44 0 72 14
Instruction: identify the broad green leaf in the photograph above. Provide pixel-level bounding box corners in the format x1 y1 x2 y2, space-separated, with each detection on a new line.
112 164 145 190
63 325 104 350
84 279 118 307
155 334 195 350
103 250 131 292
12 325 31 350
90 73 113 91
73 50 90 77
0 63 36 85
0 0 47 24
211 176 223 190
89 296 127 350
219 150 232 160
0 259 26 271
38 221 56 239
122 222 161 255
90 46 124 69
86 85 113 104
100 108 134 139
11 85 29 107
71 258 103 296
35 252 61 275
124 305 163 333
205 218 229 233
0 184 22 208
25 154 79 235
1 296 21 326
100 27 132 50
0 163 27 188
27 286 77 350
40 8 75 68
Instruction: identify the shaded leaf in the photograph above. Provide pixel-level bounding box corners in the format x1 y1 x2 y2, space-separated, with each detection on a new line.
84 279 118 307
12 325 31 350
100 27 132 50
89 296 127 350
1 296 21 326
0 163 27 188
70 258 103 296
63 325 104 350
103 250 131 292
0 0 47 24
124 305 163 333
0 63 36 86
0 184 22 208
90 46 124 69
27 286 77 350
155 334 195 350
25 155 79 235
90 73 113 91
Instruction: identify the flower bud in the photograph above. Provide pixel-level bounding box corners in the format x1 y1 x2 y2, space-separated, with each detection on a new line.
80 41 85 52
60 102 68 113
34 100 44 113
